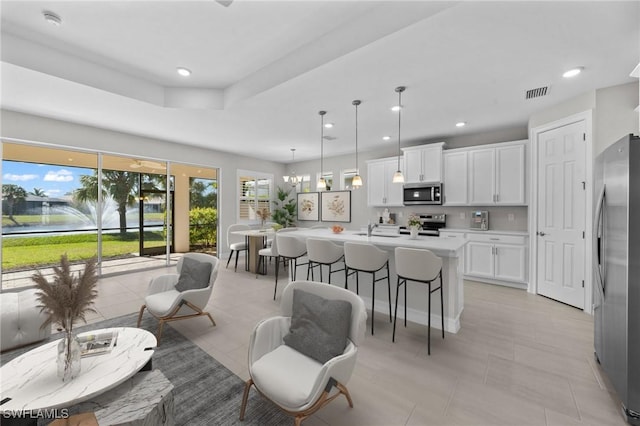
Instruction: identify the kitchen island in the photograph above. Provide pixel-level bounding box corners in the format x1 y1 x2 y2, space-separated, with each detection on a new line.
282 228 467 333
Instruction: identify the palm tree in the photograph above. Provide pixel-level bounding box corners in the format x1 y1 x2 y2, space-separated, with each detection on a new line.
74 171 139 235
31 188 47 197
2 184 27 225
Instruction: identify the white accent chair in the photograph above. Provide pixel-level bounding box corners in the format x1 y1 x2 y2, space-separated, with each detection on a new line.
226 224 250 272
137 253 219 344
306 238 345 284
1 289 51 352
393 247 444 355
344 242 392 335
239 280 367 426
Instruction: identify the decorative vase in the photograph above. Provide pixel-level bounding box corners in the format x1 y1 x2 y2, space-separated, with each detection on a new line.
409 226 420 239
57 330 81 382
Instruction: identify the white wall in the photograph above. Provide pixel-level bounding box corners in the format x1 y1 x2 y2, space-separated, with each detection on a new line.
0 110 287 253
594 81 639 155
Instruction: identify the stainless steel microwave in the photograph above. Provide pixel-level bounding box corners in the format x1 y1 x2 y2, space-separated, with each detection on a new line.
403 182 443 205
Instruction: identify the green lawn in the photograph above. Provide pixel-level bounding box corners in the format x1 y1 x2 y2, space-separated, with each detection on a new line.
2 231 165 270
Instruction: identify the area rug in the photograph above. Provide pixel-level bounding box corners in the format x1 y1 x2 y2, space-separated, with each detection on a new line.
0 314 290 426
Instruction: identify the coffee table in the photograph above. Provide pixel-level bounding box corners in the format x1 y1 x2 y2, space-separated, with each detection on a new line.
0 327 156 417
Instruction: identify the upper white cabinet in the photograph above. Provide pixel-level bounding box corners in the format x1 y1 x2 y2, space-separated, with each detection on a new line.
366 157 404 207
443 150 468 205
402 142 445 184
468 140 527 205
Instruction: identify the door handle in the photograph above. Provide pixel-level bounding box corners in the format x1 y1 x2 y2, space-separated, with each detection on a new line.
536 231 546 236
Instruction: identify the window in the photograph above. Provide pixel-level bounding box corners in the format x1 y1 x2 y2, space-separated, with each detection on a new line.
238 170 273 223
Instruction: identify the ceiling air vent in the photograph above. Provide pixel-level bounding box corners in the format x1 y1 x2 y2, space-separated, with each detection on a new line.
525 86 549 99
323 135 337 141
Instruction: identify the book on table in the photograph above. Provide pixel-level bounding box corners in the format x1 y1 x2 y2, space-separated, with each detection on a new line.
79 330 118 357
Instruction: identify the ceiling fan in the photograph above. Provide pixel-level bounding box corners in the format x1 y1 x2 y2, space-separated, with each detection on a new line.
130 160 165 170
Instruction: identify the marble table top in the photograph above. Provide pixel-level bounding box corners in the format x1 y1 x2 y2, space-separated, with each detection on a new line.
0 327 157 414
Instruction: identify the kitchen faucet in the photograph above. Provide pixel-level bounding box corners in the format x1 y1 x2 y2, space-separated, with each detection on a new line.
367 221 378 237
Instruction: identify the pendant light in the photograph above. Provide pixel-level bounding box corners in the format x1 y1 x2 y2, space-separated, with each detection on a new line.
283 148 300 188
392 86 406 184
351 100 363 189
317 111 327 190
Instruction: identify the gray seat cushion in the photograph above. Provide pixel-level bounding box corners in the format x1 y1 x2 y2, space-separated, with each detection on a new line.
283 289 352 364
174 257 212 292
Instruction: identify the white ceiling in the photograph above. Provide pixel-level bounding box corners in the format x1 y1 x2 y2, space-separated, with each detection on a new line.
1 1 638 163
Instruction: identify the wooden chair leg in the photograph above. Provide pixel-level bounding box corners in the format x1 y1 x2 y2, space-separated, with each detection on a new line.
157 320 165 345
336 382 354 408
136 304 146 327
239 379 253 420
205 312 216 326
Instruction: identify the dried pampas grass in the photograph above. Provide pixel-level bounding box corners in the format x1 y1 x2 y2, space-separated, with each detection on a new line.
32 254 98 332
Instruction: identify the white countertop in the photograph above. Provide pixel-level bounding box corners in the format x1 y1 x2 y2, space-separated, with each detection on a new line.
287 228 467 257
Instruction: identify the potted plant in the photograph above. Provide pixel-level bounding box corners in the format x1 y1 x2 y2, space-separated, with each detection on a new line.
407 214 421 239
33 254 98 381
271 186 296 228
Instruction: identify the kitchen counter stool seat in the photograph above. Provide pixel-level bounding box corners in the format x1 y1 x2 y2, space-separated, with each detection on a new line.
306 238 345 284
393 247 444 355
343 242 392 335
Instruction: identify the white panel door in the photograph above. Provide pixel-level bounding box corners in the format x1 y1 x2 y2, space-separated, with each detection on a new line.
468 148 495 204
465 242 494 278
443 151 468 205
536 121 586 308
496 144 526 204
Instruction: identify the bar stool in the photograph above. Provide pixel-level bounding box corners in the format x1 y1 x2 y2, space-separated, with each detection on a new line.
226 224 250 272
393 247 444 355
306 238 345 284
343 242 392 335
274 234 308 300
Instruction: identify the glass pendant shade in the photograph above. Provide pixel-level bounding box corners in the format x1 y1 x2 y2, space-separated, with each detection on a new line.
352 174 363 188
392 170 405 183
317 177 326 190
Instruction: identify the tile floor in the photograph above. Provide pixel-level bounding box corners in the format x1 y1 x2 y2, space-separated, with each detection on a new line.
89 256 627 426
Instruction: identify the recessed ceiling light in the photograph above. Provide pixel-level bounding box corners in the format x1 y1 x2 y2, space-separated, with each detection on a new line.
391 105 402 112
456 122 466 127
382 136 391 141
43 11 62 26
324 123 334 128
563 67 583 78
177 67 192 77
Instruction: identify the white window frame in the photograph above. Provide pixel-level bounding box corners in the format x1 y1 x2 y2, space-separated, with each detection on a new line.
237 170 273 224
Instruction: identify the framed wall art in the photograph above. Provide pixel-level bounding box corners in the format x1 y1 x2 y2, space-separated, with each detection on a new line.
321 191 351 223
297 192 319 221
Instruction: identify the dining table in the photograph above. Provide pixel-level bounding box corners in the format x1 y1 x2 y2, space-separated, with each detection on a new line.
230 228 275 274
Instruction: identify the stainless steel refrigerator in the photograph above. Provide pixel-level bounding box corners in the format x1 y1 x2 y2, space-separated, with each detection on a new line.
594 133 640 425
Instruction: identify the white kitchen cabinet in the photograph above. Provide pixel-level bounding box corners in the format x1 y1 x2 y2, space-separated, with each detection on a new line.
464 232 527 284
443 150 468 205
402 142 445 183
366 157 404 207
468 140 527 206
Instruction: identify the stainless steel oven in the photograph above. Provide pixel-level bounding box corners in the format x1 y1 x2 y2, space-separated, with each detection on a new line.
402 182 442 205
